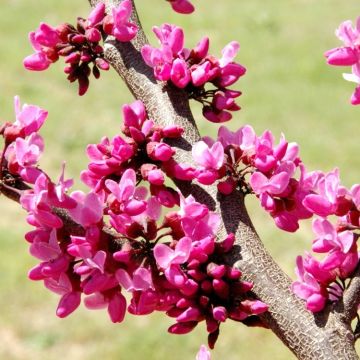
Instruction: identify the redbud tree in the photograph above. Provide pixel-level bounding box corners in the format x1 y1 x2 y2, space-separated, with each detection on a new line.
1 0 360 359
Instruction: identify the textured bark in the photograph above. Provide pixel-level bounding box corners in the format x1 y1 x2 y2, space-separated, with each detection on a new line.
85 1 360 359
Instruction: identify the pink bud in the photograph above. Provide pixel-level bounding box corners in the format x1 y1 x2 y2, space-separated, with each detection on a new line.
108 292 127 323
207 263 227 279
325 47 358 66
95 58 110 70
226 267 242 280
212 279 229 299
181 279 199 296
192 37 209 61
86 28 102 43
148 169 165 185
176 306 202 322
162 125 184 138
212 306 227 322
171 58 191 88
168 321 198 334
147 142 175 162
88 3 106 27
56 291 81 318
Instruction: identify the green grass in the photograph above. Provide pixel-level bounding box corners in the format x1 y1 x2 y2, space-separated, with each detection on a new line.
1 0 360 359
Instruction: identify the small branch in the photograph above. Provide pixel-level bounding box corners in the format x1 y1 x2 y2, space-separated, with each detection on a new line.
339 262 360 324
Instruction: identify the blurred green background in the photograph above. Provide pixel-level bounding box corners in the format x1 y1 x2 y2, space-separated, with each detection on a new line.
1 0 360 359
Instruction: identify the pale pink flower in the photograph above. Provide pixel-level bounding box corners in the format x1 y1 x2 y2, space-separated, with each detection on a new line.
106 168 147 216
68 191 103 227
196 345 211 360
292 256 327 313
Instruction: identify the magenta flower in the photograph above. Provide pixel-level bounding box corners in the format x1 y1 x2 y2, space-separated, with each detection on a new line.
154 237 192 269
171 58 191 88
23 23 60 71
250 171 291 196
303 168 345 217
325 17 360 105
154 237 192 286
153 24 184 55
68 191 103 227
109 0 138 42
292 256 327 312
116 267 154 292
192 141 224 170
192 140 224 185
106 168 147 216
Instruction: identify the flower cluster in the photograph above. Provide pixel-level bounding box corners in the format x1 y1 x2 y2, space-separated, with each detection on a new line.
189 125 360 313
0 97 268 356
325 17 360 105
141 24 246 122
191 125 312 232
81 99 185 209
23 1 138 95
292 176 360 312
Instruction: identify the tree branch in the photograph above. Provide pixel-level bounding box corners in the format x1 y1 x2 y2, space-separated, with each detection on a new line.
338 264 360 324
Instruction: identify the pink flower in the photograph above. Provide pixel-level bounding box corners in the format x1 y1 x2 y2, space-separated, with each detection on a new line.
250 171 291 196
303 168 345 217
171 58 191 88
141 45 173 81
153 24 184 55
325 17 360 105
109 0 138 42
116 267 154 292
154 237 192 287
218 125 256 151
192 141 224 170
105 168 147 216
154 237 192 270
23 23 60 71
14 133 44 168
219 41 240 67
292 256 327 313
196 345 211 360
68 191 103 227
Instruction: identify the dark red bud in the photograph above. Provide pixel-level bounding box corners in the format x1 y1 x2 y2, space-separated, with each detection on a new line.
92 65 101 79
57 23 75 42
208 328 220 349
58 45 76 57
71 34 87 44
103 14 114 35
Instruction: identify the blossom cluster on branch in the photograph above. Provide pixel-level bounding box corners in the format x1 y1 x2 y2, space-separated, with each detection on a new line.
0 96 268 354
141 24 245 123
24 1 138 95
326 17 360 105
3 0 360 359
